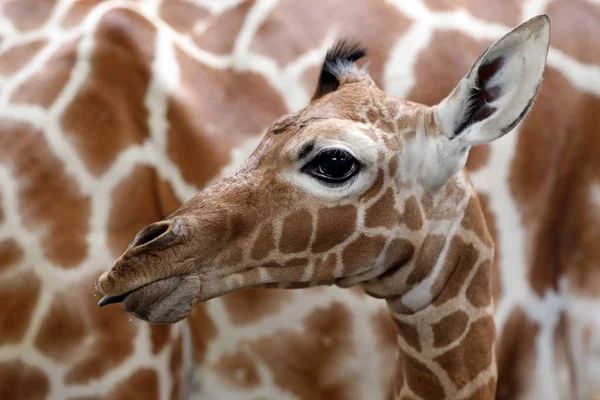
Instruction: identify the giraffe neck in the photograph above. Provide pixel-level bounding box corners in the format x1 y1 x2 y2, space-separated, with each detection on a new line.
361 179 497 399
390 247 496 399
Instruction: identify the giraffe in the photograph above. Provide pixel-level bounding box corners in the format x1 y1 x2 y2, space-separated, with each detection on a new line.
97 14 550 399
2 0 600 399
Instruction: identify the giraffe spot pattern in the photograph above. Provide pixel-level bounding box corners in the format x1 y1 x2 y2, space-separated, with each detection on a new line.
192 0 253 54
461 196 494 246
312 205 357 253
0 360 49 399
402 196 424 231
432 310 470 348
432 237 480 306
3 0 56 32
0 270 40 343
466 261 492 308
214 348 262 389
61 8 155 176
187 302 218 365
0 239 24 272
0 120 91 268
341 234 387 275
434 315 495 389
365 187 401 228
221 288 293 326
238 303 358 400
0 39 47 76
422 0 522 26
150 324 171 355
106 368 159 400
401 352 445 399
313 253 338 281
394 319 421 352
251 222 275 260
279 209 313 253
406 234 445 285
11 37 78 108
159 0 209 34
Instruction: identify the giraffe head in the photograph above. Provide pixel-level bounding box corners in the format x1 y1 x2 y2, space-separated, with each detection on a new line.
97 15 550 324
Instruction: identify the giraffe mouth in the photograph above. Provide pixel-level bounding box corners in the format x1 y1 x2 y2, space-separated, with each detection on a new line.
97 275 201 324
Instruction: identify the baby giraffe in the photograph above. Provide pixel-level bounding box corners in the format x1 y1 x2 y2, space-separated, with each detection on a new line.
98 16 550 400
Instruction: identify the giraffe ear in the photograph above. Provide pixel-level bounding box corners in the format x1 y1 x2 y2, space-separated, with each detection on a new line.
311 40 367 101
434 15 550 149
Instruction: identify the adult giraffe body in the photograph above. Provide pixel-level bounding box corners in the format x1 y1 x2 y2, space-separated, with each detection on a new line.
1 1 600 400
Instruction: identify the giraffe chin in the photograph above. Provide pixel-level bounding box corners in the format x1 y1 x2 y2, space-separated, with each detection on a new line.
121 275 201 324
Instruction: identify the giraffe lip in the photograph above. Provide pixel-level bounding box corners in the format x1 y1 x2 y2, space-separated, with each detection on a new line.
98 290 134 307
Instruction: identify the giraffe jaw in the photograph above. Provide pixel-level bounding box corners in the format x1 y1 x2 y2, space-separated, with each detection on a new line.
98 275 201 324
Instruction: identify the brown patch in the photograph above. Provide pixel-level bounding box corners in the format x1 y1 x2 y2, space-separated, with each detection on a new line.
432 237 479 306
406 234 444 284
401 352 445 399
251 222 275 260
495 308 539 400
509 68 600 297
312 205 357 253
252 0 412 87
380 238 416 281
365 187 401 228
61 0 104 29
193 1 253 53
169 334 183 400
341 234 387 275
388 155 399 177
166 47 286 189
394 319 421 352
108 369 159 400
422 0 522 26
0 239 24 272
434 315 495 389
61 8 156 176
0 270 40 343
34 276 139 383
361 169 385 202
371 310 399 400
107 166 167 255
407 30 491 106
466 377 496 400
244 303 357 400
269 258 308 282
466 261 492 307
432 310 469 347
402 196 423 230
187 302 218 365
313 252 338 281
461 195 494 246
0 40 47 76
222 288 293 325
214 348 261 389
279 209 313 253
160 0 210 34
0 361 49 399
150 324 171 355
3 0 56 31
155 175 182 215
546 0 600 65
10 37 77 107
466 144 490 172
0 120 90 268
477 193 501 303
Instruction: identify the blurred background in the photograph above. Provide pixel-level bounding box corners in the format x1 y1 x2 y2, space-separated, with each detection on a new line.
0 0 599 399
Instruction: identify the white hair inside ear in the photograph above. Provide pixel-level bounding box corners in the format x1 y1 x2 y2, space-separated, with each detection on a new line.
426 14 551 188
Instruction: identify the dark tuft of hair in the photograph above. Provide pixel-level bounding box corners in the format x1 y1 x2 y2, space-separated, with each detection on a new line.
312 40 367 101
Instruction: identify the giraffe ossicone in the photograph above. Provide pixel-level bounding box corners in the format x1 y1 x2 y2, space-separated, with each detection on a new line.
98 14 550 399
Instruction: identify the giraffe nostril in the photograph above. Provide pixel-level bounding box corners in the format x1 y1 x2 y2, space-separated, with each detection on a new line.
131 221 171 248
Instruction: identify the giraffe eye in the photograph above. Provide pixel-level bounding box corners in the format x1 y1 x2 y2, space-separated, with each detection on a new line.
302 148 359 183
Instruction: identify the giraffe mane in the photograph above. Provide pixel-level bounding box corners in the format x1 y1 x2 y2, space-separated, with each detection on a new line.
312 39 368 100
